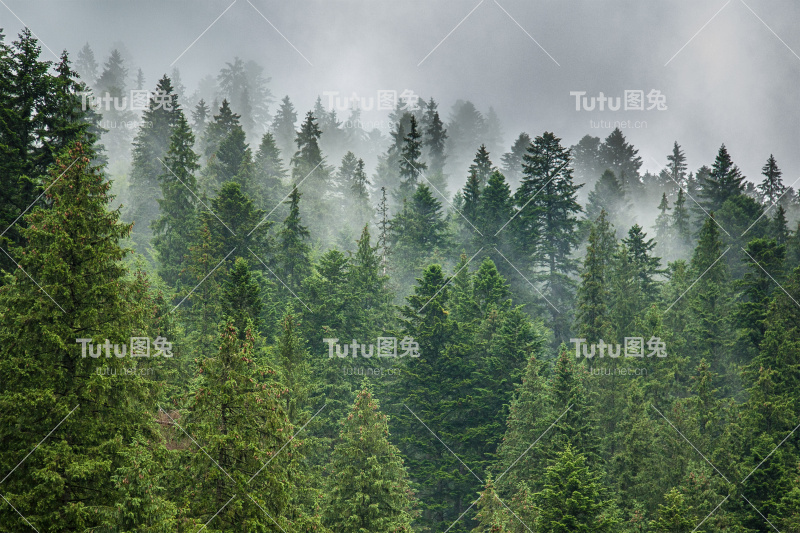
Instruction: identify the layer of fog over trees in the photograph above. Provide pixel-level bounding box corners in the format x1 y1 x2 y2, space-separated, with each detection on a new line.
1 1 800 531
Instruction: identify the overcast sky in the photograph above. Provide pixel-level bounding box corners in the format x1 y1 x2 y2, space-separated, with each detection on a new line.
3 0 799 183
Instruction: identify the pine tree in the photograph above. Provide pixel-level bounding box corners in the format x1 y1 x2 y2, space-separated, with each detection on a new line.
324 383 417 533
397 114 427 202
575 211 615 343
700 144 745 212
202 99 241 161
500 132 531 187
129 75 180 256
253 131 288 209
654 193 672 258
0 142 170 530
758 154 785 206
472 477 512 533
191 98 210 136
685 216 733 375
622 224 662 300
74 42 98 86
469 144 494 188
598 128 642 194
672 187 692 250
272 95 298 166
152 111 200 288
586 169 627 228
649 488 700 533
665 141 688 190
277 186 312 292
183 320 297 531
532 445 617 533
514 132 583 346
423 97 448 176
291 111 332 236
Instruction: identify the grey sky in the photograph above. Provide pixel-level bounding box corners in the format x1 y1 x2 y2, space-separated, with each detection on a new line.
3 0 799 183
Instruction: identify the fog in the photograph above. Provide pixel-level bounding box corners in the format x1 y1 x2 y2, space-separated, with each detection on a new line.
4 0 799 182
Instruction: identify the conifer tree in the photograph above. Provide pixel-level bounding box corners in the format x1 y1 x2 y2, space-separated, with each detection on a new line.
501 132 531 187
671 187 692 250
277 186 312 292
586 169 627 229
598 127 642 193
575 211 615 343
0 142 168 530
397 115 427 202
152 111 200 288
758 154 785 206
471 477 512 533
271 95 298 164
324 383 417 533
469 144 494 188
700 144 745 212
253 131 288 209
514 132 582 345
74 42 98 85
532 445 617 533
622 224 662 300
423 97 448 176
202 99 240 161
666 141 688 189
649 488 700 533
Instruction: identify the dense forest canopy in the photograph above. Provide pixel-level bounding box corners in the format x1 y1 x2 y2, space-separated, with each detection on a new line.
0 16 799 533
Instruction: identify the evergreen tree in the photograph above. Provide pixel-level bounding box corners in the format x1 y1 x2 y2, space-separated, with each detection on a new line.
272 95 298 165
253 131 288 209
276 186 312 292
202 99 241 161
649 488 700 533
758 154 785 206
532 445 617 533
586 169 627 229
0 142 172 530
514 132 583 346
324 383 417 533
152 111 200 288
397 115 427 202
575 211 615 343
665 141 688 190
501 132 531 187
74 42 98 85
191 98 210 136
671 188 692 250
622 224 662 300
469 144 494 188
423 97 448 176
598 128 642 193
700 144 745 212
471 477 512 533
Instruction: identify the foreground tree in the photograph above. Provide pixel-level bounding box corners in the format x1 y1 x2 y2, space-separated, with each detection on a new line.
324 383 417 533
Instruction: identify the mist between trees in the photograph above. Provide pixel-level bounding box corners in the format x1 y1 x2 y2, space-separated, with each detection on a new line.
0 29 799 533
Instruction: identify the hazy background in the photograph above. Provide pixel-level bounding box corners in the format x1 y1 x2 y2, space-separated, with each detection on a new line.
3 0 799 182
